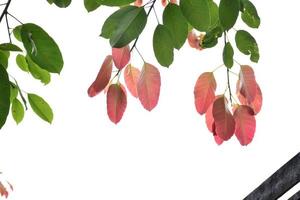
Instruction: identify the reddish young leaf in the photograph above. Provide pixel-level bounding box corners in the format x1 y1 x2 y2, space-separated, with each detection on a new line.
88 55 113 97
205 103 214 132
137 63 161 111
234 105 256 146
124 64 141 98
112 45 131 70
187 31 203 50
214 135 224 145
239 65 257 103
238 83 263 115
194 72 216 115
161 0 167 6
134 0 143 6
212 96 235 141
107 84 127 124
0 182 8 198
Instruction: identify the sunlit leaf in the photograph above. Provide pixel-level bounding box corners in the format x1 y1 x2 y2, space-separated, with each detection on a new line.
11 98 25 124
124 64 140 98
26 56 51 85
240 0 260 28
234 105 256 146
84 0 101 12
112 45 131 70
235 30 259 63
137 63 161 111
107 83 127 124
28 93 53 123
194 72 216 115
16 54 29 72
212 96 235 141
0 43 22 52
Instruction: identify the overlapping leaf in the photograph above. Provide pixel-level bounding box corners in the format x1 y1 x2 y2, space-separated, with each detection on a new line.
107 84 127 124
238 65 257 103
124 64 140 98
112 45 131 70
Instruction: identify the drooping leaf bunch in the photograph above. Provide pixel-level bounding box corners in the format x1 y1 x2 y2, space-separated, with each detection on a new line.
48 0 262 146
0 0 64 130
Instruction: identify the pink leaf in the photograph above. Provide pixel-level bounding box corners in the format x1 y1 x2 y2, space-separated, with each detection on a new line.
187 31 203 50
137 63 161 111
205 103 214 132
112 45 131 70
161 0 167 6
239 65 257 103
134 0 143 6
234 105 256 146
0 182 9 198
88 55 113 97
194 72 216 115
212 96 235 141
124 64 141 98
214 135 224 145
107 84 127 124
237 83 263 115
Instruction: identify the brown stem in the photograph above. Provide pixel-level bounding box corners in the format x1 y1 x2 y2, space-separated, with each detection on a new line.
0 0 11 23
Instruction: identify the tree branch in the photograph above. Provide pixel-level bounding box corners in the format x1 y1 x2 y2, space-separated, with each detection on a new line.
0 0 11 23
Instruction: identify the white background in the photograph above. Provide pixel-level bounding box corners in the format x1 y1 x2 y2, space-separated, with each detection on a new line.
0 0 300 199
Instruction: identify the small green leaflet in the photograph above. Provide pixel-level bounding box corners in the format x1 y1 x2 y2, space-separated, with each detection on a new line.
13 25 22 42
235 30 259 63
26 56 51 85
202 26 223 48
0 65 11 129
223 42 234 68
11 98 25 124
180 0 211 32
241 0 260 28
110 7 147 48
0 43 22 52
0 50 8 69
101 6 136 39
163 3 188 50
28 93 53 124
10 83 19 102
21 23 64 74
219 0 240 30
16 54 29 72
95 0 135 6
153 25 174 67
84 0 101 12
47 0 72 8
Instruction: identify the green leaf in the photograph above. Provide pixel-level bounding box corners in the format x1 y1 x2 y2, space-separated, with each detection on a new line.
235 30 259 62
241 0 260 28
50 0 72 8
163 3 188 50
28 93 53 124
95 0 135 6
13 25 22 42
208 0 219 30
0 50 9 69
16 54 29 72
180 0 211 32
153 24 174 67
26 56 51 85
0 43 22 52
101 6 136 39
219 0 240 30
11 98 25 124
10 83 19 102
202 26 223 48
84 0 101 12
21 23 64 74
0 65 11 129
110 7 147 48
223 42 234 68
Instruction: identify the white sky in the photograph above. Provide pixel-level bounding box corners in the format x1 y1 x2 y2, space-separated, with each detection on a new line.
1 0 300 199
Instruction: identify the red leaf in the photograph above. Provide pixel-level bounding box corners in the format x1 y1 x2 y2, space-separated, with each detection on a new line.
0 182 9 198
161 0 167 6
234 105 256 146
107 84 127 124
134 0 143 6
88 55 113 97
214 135 224 145
124 64 141 98
112 45 131 70
137 63 161 111
212 96 235 141
187 31 203 50
238 83 263 115
194 72 216 115
205 103 214 132
239 65 257 103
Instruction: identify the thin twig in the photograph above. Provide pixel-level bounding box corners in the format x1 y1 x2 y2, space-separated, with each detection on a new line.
0 0 11 23
7 12 23 24
5 13 11 43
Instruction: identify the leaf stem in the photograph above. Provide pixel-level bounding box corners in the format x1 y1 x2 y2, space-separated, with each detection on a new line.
0 0 11 24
